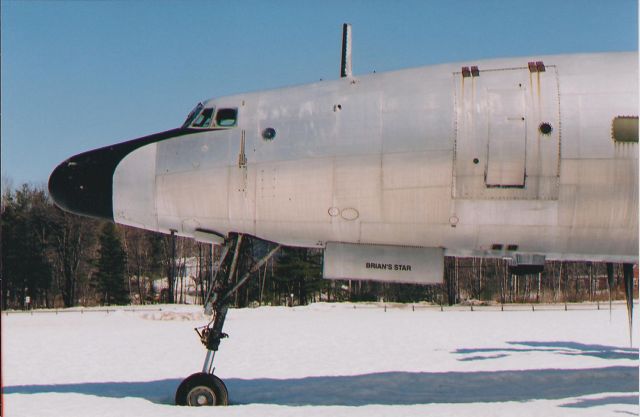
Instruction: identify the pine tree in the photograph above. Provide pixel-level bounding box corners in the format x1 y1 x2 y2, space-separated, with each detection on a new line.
2 185 54 309
96 223 128 305
274 247 323 305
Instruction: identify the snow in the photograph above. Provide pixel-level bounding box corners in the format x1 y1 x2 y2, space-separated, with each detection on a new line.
3 302 639 416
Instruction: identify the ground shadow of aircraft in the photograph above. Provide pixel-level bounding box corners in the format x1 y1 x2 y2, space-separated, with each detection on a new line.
6 365 637 407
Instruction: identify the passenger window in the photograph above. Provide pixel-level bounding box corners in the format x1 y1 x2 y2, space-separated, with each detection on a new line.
216 108 238 127
192 108 214 128
612 116 638 143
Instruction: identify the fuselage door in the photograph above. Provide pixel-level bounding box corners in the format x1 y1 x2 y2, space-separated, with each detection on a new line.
485 88 526 187
453 64 559 200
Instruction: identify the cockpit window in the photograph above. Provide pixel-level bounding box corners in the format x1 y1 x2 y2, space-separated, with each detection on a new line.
182 103 203 128
216 108 238 127
192 107 215 128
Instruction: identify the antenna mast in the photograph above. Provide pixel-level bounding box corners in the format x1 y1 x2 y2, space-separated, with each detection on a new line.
340 23 352 78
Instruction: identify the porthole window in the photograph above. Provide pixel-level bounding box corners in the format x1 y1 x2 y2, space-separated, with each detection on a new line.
539 122 553 135
262 127 276 141
612 116 638 143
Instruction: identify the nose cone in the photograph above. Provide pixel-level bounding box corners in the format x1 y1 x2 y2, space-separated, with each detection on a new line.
48 128 192 221
48 148 116 221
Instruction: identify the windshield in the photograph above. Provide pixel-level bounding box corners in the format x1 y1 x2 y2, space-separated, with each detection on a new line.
192 108 215 128
181 103 204 128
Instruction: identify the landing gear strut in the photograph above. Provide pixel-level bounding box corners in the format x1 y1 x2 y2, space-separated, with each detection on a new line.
175 234 280 406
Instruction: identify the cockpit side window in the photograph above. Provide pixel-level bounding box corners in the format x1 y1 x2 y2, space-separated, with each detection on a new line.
216 108 238 127
192 107 215 128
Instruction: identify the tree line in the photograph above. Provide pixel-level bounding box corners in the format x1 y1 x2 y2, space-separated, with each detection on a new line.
1 184 635 310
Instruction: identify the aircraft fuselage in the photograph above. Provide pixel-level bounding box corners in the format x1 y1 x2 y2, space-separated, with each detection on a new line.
50 52 639 264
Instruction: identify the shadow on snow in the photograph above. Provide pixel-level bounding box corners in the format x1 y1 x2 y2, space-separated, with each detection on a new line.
454 341 639 361
5 366 638 407
560 394 639 408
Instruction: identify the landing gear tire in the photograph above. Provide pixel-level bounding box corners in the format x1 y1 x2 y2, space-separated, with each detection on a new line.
175 372 229 406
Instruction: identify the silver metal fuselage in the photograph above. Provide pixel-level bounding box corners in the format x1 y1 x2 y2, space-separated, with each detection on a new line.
112 52 638 263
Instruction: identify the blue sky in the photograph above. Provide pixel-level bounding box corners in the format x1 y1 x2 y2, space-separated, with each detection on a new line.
2 0 637 187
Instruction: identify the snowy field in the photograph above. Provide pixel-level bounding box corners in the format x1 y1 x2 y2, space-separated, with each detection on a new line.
3 302 639 417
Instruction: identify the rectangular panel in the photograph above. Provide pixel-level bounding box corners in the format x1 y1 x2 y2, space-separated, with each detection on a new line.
485 89 526 187
156 167 229 220
323 242 443 284
382 151 452 189
382 187 451 224
255 159 332 222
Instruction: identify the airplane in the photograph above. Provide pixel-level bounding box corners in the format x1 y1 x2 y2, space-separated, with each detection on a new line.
48 24 638 406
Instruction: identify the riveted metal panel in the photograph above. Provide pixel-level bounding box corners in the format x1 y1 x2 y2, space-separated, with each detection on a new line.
453 66 560 200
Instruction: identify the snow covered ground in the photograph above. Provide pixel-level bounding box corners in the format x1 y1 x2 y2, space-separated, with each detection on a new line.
3 302 639 416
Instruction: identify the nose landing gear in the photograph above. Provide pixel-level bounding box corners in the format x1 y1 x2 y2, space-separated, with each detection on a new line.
175 234 280 406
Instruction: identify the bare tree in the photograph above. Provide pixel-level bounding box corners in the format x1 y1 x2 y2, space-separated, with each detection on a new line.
50 209 98 307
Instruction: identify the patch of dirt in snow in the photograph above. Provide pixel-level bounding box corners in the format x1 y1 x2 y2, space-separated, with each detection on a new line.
139 310 207 321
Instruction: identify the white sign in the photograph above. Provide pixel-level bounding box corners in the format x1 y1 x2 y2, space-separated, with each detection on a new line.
323 242 444 284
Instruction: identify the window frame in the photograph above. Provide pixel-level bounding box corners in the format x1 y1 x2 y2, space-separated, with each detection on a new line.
215 108 238 128
191 107 215 129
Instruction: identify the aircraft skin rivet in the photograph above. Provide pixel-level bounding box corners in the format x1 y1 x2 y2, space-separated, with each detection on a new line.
449 216 459 225
328 207 340 217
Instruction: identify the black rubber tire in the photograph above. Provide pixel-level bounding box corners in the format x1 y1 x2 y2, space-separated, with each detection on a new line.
175 372 229 406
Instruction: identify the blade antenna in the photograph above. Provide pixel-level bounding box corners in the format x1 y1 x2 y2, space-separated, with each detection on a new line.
340 23 352 78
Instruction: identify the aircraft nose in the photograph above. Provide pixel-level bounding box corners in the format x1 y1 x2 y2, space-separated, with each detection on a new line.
48 127 189 221
48 148 116 221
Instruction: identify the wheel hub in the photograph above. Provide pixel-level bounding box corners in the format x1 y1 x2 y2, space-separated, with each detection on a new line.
187 386 216 406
